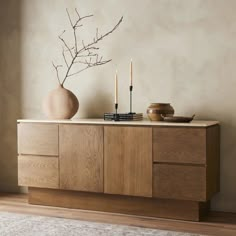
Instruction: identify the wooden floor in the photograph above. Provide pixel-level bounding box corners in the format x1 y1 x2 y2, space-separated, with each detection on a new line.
0 193 236 236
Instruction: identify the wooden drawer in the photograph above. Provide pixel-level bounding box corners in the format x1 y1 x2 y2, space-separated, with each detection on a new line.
18 155 59 188
18 123 58 156
153 127 206 164
153 164 206 201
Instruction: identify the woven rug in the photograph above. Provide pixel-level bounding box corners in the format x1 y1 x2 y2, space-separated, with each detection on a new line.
0 212 204 236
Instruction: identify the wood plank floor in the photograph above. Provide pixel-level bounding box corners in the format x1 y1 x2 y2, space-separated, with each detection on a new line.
0 193 236 236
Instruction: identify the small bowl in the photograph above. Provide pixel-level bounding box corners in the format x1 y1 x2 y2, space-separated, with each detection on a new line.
161 114 195 123
147 103 174 121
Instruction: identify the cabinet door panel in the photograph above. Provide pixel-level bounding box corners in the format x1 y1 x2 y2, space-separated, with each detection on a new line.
59 125 103 192
153 127 206 164
104 126 152 197
18 123 58 156
153 164 206 201
18 155 59 188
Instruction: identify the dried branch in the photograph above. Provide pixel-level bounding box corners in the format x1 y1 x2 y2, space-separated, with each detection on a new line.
66 9 78 53
52 8 123 86
74 8 93 23
77 16 123 55
75 8 80 18
62 48 69 68
68 59 112 77
72 58 111 66
59 31 73 58
73 30 78 53
61 15 123 86
75 53 97 58
66 8 74 28
52 62 62 84
67 8 93 54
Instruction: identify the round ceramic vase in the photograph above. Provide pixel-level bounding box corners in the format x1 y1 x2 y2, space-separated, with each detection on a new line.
42 84 79 119
147 103 174 121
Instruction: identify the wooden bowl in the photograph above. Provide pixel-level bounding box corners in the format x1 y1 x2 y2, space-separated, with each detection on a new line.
162 115 195 123
147 103 174 121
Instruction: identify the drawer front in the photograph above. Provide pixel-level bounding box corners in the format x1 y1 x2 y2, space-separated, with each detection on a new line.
153 164 206 201
18 123 58 156
18 155 59 188
153 127 206 164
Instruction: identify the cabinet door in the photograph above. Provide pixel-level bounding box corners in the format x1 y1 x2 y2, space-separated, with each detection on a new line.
104 126 152 197
59 125 103 192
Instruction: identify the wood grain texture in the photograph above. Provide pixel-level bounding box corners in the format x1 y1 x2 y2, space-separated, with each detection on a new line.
104 126 152 197
153 127 206 164
206 125 220 199
28 188 206 221
18 123 58 156
59 124 103 192
153 164 206 201
18 155 59 188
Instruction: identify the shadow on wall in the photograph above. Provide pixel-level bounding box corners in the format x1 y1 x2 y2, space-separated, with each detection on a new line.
0 0 22 192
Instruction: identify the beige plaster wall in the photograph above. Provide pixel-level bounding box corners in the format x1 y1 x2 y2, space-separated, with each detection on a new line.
1 0 236 212
0 0 21 192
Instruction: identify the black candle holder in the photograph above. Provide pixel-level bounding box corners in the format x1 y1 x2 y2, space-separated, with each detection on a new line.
129 85 136 114
114 103 119 121
104 83 143 121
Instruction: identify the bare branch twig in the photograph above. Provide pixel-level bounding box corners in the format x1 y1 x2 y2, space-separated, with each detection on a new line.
53 8 123 86
78 16 123 55
52 62 62 84
73 29 78 53
61 15 122 86
59 31 74 58
67 59 112 77
75 53 97 58
66 9 73 28
62 48 69 68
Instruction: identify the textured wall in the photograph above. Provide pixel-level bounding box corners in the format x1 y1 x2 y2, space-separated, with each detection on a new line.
1 0 236 212
0 0 22 192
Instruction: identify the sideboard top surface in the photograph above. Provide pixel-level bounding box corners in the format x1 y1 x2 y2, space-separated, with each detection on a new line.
17 119 219 127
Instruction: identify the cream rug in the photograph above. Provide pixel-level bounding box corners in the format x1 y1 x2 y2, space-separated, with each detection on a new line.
0 212 204 236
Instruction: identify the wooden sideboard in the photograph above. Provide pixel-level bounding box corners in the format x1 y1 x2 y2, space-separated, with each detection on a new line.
17 119 220 221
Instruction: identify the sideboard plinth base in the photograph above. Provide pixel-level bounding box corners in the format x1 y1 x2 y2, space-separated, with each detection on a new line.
28 187 209 221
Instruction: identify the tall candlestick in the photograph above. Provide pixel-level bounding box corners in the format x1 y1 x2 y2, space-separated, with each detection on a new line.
115 70 118 104
129 59 135 114
130 59 133 86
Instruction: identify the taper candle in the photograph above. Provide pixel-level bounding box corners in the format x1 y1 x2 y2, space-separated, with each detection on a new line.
130 59 133 86
115 70 118 104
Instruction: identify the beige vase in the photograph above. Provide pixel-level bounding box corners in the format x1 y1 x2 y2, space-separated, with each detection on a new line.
42 84 79 119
